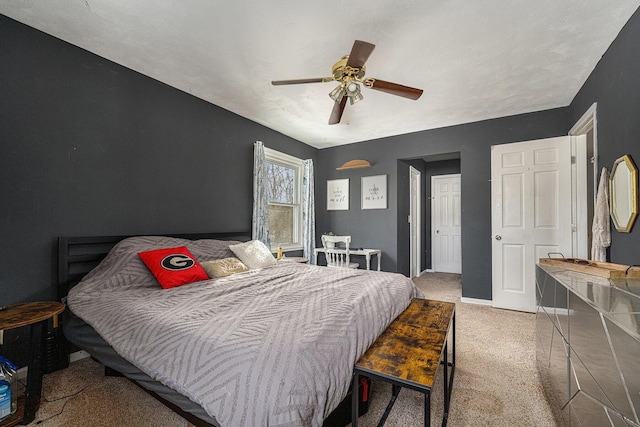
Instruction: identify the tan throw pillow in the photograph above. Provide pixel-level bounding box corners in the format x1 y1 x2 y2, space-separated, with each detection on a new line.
201 257 249 278
229 240 277 269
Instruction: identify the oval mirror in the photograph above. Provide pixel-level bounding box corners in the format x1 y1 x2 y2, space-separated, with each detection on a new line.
609 154 638 232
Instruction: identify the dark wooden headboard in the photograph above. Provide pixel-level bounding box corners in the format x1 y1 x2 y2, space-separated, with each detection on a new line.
57 231 251 300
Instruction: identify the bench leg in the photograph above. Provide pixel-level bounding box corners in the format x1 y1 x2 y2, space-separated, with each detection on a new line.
442 312 456 426
377 384 401 427
424 389 430 427
352 372 359 427
443 340 449 416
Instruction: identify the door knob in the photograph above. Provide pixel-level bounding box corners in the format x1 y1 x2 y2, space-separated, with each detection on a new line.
495 235 502 240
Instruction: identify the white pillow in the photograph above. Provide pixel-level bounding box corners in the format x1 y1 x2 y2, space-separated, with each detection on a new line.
201 257 249 278
229 240 277 269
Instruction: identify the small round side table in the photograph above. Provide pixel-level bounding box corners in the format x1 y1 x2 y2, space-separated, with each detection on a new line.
0 302 65 426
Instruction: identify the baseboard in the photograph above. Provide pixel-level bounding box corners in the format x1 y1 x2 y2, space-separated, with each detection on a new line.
70 350 90 363
541 307 571 316
14 350 90 381
460 296 493 306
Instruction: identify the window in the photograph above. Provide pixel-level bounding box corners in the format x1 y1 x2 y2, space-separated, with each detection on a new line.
264 147 303 251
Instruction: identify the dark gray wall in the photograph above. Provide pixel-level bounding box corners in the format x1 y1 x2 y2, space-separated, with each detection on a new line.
3 3 640 361
0 16 315 361
317 109 569 300
569 7 640 265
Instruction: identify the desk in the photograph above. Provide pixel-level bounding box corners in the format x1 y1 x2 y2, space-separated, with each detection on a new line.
352 299 455 427
314 248 381 271
0 302 65 426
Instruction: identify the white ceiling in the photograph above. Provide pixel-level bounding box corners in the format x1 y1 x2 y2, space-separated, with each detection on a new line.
2 1 639 149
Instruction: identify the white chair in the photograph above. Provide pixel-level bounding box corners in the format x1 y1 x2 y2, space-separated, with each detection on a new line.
321 235 359 269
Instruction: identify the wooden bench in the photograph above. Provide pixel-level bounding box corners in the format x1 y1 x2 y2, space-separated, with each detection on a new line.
352 298 456 426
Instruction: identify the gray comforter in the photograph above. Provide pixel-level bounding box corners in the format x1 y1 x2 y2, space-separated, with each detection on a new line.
67 236 422 427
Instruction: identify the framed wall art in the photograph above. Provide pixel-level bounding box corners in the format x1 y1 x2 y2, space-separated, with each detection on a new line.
327 178 349 210
361 175 387 209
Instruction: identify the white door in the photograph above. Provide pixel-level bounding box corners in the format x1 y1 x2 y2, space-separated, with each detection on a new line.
409 166 421 277
431 174 462 274
491 136 573 312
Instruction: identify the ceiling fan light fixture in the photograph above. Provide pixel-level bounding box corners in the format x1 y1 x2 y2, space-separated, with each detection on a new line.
349 91 363 105
329 84 346 102
272 40 423 125
346 81 360 95
346 81 363 105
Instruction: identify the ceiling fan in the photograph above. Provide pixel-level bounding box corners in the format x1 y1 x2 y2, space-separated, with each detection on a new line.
271 40 423 125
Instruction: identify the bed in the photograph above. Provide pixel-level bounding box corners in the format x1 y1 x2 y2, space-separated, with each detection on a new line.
59 232 423 427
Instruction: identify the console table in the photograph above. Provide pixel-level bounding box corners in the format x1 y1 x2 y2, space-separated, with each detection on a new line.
352 298 455 426
314 248 381 271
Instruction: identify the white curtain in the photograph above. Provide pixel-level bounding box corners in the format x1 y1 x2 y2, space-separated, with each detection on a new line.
591 167 611 262
302 159 316 263
252 141 270 246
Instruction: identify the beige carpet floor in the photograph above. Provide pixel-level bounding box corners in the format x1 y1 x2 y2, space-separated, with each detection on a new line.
25 273 556 426
350 273 555 427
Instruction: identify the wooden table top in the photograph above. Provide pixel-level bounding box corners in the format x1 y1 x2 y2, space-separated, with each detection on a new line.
393 298 455 331
355 298 455 388
0 302 65 330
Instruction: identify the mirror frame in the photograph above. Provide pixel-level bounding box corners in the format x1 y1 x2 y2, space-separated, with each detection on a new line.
609 154 638 233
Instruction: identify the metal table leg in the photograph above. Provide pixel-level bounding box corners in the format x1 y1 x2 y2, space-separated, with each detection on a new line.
22 320 47 424
352 373 359 427
424 389 431 427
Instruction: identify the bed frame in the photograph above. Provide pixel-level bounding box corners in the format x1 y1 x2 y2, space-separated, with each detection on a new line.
57 231 251 427
57 231 360 427
57 231 251 301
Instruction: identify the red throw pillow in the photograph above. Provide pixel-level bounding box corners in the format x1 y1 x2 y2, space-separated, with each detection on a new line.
138 246 209 289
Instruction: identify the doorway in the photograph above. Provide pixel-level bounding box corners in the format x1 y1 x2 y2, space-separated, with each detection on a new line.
399 155 461 278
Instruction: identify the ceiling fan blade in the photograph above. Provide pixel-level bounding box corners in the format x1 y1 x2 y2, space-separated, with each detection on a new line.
368 79 423 100
328 97 348 125
271 78 330 85
346 40 376 69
